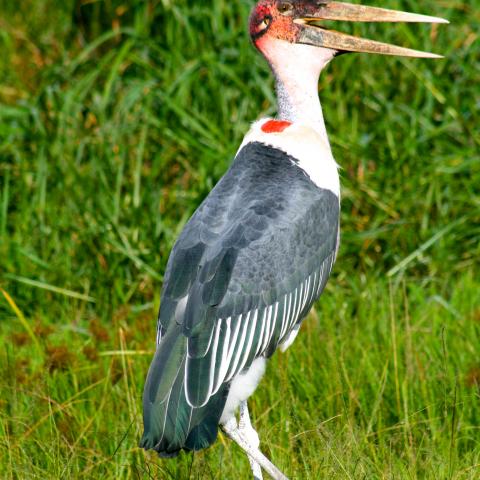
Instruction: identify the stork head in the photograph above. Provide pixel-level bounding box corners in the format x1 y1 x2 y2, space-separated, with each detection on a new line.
249 0 447 64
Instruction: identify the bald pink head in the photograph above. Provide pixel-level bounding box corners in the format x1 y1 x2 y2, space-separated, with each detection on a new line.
248 1 336 75
249 1 301 45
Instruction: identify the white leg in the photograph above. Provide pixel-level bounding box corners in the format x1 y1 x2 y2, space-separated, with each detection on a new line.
238 401 263 480
222 414 289 480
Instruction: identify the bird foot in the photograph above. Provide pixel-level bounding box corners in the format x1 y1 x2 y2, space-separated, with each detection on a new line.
222 405 288 480
239 402 262 479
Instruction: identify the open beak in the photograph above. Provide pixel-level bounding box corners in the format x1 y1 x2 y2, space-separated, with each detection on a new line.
295 1 449 58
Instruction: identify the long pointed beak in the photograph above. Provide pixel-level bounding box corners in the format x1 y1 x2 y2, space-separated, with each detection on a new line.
295 1 449 58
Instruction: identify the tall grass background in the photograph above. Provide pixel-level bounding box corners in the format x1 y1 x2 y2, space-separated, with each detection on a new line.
0 0 479 478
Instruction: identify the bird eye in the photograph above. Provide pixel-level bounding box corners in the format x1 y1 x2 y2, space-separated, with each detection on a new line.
278 2 294 15
258 15 272 32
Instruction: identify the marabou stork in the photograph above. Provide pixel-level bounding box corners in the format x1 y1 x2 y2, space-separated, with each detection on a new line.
141 1 447 478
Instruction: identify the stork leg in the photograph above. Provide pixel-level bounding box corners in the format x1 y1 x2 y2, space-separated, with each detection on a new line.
238 401 263 480
221 408 289 480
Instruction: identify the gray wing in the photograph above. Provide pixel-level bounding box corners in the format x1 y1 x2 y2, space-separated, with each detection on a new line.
157 142 339 408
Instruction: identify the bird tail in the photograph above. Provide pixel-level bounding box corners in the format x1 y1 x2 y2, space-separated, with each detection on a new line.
140 323 229 456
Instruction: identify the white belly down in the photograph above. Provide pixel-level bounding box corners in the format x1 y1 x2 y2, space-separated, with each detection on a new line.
220 357 266 424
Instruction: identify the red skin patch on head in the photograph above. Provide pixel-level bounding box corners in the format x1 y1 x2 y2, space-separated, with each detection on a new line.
249 1 301 45
261 119 292 133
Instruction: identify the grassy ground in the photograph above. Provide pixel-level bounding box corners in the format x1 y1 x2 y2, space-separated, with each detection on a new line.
1 0 479 478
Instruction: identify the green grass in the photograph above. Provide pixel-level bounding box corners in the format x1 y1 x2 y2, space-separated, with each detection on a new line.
0 0 479 478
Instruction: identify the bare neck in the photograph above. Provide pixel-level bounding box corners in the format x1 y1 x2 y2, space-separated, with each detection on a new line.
260 39 335 146
275 69 327 140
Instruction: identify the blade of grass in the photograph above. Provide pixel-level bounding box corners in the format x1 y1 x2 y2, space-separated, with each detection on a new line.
387 219 464 277
1 288 42 354
4 275 96 303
